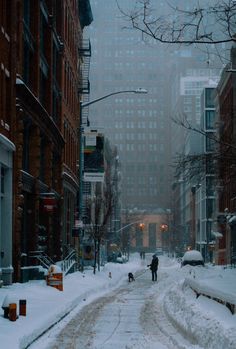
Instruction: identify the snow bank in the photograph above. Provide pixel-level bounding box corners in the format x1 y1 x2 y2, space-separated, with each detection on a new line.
185 276 236 306
164 268 236 349
0 254 142 349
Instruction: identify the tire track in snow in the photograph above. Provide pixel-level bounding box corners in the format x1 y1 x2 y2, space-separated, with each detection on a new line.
30 266 203 349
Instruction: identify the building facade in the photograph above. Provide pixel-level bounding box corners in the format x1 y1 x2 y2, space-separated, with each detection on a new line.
0 0 17 284
88 0 172 213
216 46 236 265
0 0 93 283
195 87 217 262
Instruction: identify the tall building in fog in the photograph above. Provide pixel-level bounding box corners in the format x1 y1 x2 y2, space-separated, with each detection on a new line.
87 0 173 212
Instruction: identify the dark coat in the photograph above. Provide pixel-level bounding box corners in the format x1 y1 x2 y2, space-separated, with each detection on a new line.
149 256 159 271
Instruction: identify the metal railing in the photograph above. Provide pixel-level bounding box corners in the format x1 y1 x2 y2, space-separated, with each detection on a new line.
60 249 77 275
29 249 77 275
29 251 54 269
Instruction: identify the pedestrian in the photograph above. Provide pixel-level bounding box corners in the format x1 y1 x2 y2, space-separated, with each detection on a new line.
148 254 159 281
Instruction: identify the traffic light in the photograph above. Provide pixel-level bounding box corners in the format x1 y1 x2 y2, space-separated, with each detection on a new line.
139 223 145 230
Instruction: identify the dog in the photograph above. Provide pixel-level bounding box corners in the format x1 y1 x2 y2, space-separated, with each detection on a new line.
128 272 135 282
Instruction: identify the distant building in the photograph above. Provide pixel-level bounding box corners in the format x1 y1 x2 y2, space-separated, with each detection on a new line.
171 71 219 255
195 87 217 262
216 45 236 265
121 210 172 253
88 0 172 212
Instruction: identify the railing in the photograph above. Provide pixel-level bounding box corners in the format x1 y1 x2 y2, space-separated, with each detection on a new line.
29 249 77 275
29 251 54 269
61 249 77 275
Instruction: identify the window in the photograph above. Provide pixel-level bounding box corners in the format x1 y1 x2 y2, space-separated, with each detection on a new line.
149 223 156 247
205 134 215 152
205 88 215 108
22 121 31 172
1 0 11 34
52 152 59 188
205 110 215 129
39 135 46 181
206 177 214 196
23 41 33 86
39 70 47 106
40 11 47 57
206 198 214 218
23 0 31 26
1 167 5 194
206 158 214 174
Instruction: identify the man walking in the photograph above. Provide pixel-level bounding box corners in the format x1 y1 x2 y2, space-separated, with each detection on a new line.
148 254 159 281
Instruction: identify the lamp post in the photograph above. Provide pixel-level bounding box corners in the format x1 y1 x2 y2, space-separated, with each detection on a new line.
78 88 148 221
115 220 145 260
81 88 148 108
77 88 147 269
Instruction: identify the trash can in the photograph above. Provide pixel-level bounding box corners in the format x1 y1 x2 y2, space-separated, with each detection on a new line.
9 303 17 321
19 299 27 316
2 294 18 319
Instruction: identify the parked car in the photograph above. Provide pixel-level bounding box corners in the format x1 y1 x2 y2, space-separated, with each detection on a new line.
181 250 204 267
116 255 128 263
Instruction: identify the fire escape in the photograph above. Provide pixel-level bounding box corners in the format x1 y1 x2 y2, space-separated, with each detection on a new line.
78 39 91 126
78 39 92 222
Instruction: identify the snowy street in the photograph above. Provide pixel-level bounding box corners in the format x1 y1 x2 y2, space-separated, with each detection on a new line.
34 265 197 349
28 255 236 349
1 254 236 348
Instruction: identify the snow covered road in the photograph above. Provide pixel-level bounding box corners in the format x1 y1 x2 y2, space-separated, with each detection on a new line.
32 263 202 349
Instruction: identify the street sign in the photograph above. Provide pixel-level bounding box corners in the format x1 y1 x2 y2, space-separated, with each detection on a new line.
42 197 56 212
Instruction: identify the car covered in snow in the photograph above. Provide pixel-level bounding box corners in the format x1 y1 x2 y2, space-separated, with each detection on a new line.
181 250 204 267
116 255 128 263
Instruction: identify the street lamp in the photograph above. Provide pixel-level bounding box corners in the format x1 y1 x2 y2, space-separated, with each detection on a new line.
81 88 147 109
77 88 147 269
78 88 148 221
115 220 145 260
81 88 148 125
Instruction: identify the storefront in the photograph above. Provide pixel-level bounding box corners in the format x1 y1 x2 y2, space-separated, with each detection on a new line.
0 134 15 284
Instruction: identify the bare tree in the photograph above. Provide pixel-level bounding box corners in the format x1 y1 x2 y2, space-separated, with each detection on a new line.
172 114 236 181
117 0 236 46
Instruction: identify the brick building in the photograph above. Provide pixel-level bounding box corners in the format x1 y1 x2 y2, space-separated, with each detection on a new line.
121 211 170 254
217 46 236 265
0 0 93 283
0 1 17 284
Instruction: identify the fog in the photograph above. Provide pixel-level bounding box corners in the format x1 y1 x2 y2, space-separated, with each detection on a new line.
85 0 226 213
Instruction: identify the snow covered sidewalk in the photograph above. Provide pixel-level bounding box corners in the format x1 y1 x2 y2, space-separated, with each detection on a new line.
1 256 236 349
0 255 143 349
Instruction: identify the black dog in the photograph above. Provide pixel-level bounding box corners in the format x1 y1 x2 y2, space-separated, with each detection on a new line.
128 272 135 282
